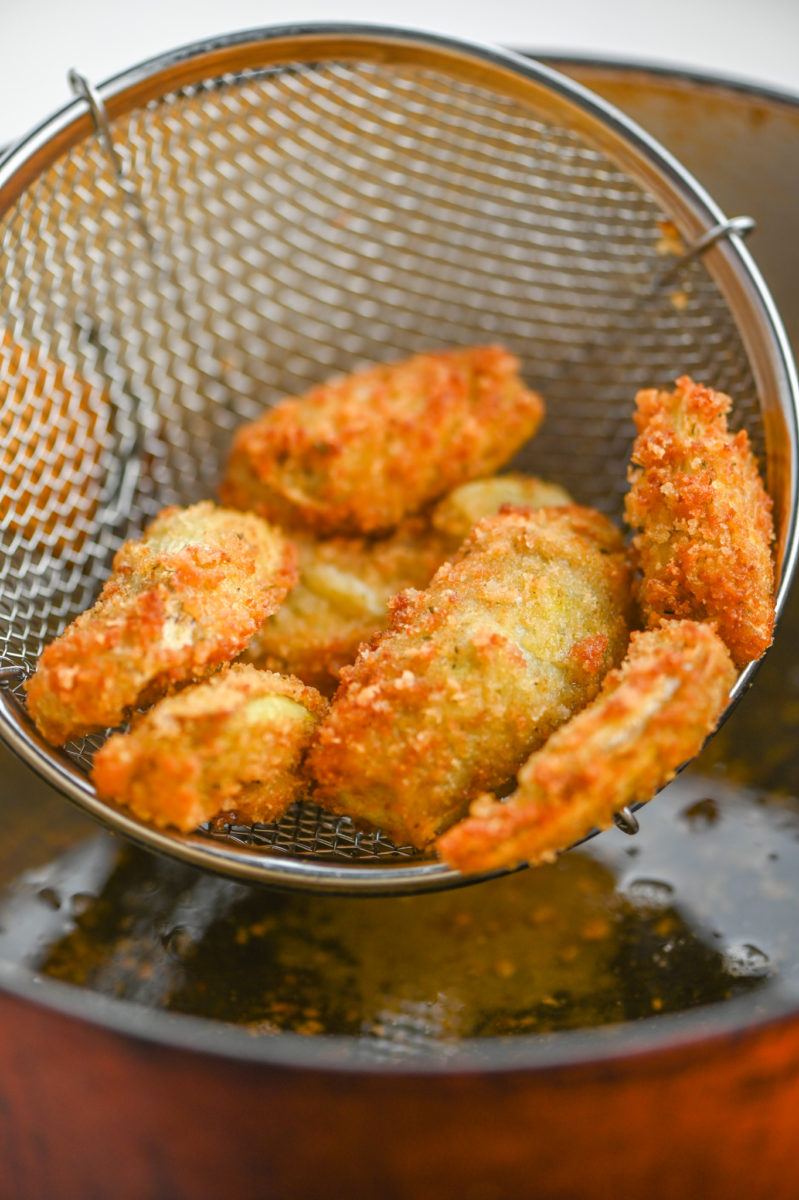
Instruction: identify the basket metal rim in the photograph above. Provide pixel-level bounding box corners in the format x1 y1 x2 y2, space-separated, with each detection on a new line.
1 24 797 894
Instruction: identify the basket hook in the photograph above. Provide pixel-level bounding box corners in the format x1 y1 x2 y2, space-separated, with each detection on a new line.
68 68 156 246
657 214 756 286
68 69 126 179
613 806 640 836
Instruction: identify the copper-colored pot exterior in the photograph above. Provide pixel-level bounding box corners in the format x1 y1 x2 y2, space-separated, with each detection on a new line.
2 982 799 1200
2 55 799 1200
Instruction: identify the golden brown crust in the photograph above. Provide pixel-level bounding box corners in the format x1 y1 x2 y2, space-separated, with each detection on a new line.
243 474 573 694
219 345 544 535
242 519 450 694
92 664 328 831
306 505 633 849
624 376 775 667
26 502 298 745
437 620 736 873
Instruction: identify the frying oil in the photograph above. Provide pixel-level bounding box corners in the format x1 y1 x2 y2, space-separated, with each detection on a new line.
2 579 799 1051
0 757 791 1046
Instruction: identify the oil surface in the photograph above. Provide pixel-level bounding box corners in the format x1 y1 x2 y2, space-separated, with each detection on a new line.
0 738 796 1056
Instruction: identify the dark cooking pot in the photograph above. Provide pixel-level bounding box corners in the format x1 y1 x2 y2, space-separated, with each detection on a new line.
1 52 799 1200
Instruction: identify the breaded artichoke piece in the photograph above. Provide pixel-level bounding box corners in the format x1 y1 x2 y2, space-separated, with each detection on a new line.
438 620 736 873
624 376 775 667
220 345 544 535
306 506 633 849
92 664 327 831
26 502 298 745
242 519 450 694
245 470 568 696
244 474 573 694
431 472 572 549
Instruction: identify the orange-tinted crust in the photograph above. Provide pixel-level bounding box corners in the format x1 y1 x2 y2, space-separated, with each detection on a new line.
242 474 572 694
437 620 736 873
26 502 297 745
306 505 633 849
624 376 775 667
241 519 450 694
92 664 328 832
220 345 544 535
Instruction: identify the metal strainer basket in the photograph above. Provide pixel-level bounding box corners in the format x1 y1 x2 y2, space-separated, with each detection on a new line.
0 25 797 894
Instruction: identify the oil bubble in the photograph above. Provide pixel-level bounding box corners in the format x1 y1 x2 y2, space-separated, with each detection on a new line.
163 925 195 958
36 887 61 910
70 893 96 918
723 943 771 978
626 878 675 908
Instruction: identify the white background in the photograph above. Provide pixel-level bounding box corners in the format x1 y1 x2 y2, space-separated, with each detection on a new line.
2 0 799 148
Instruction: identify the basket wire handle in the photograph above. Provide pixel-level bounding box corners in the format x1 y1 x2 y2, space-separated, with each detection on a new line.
68 68 156 246
656 214 756 287
68 69 126 177
0 666 27 685
547 212 757 389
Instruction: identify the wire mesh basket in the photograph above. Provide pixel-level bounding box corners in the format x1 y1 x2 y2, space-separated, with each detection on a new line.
0 25 796 893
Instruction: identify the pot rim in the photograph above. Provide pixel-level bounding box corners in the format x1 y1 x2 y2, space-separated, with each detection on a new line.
1 955 798 1075
538 49 799 109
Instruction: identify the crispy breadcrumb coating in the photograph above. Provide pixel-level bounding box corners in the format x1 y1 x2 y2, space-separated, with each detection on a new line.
306 505 633 849
243 473 572 694
26 502 297 745
242 519 450 694
437 620 736 873
220 345 544 535
92 664 327 831
624 376 775 667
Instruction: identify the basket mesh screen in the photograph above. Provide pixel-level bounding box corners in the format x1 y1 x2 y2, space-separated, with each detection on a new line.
0 56 760 869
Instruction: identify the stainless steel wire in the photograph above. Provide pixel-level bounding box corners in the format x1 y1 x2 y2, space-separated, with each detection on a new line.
0 26 796 893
